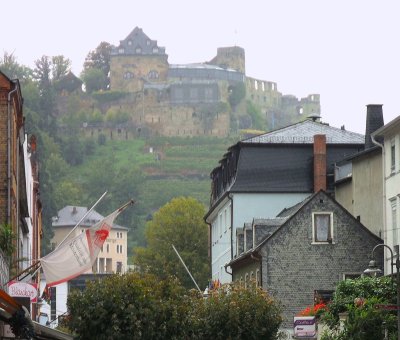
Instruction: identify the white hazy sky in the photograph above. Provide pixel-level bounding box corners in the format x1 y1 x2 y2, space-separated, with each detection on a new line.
3 0 399 134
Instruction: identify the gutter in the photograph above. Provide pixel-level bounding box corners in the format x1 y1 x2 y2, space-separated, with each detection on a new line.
7 85 18 224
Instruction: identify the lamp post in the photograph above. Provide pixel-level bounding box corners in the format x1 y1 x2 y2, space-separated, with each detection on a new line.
363 244 400 340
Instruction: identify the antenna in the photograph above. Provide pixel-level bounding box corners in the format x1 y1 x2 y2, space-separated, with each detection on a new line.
172 244 202 293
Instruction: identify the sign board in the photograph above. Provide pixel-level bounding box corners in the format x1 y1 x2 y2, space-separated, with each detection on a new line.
8 281 38 303
294 316 316 338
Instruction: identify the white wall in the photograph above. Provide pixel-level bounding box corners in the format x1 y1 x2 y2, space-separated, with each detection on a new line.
211 192 310 283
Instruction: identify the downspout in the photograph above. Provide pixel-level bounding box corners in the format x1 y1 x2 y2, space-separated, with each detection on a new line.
7 85 18 224
371 134 386 243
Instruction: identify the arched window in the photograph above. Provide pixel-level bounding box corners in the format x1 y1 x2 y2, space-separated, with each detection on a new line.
148 70 159 79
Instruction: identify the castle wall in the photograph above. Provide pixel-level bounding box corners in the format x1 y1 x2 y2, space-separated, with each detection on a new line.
245 76 281 111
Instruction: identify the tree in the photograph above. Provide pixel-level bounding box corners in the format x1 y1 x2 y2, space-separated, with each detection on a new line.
66 274 282 340
134 197 209 290
34 55 56 132
51 55 71 81
0 51 33 81
192 283 282 339
83 41 112 90
81 68 107 93
67 273 191 340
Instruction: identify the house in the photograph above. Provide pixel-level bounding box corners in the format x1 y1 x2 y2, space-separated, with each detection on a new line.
205 118 365 283
227 190 384 329
0 70 29 279
371 113 400 275
334 104 384 237
51 206 129 275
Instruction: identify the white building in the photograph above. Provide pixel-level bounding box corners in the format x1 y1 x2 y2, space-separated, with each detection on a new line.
372 115 400 274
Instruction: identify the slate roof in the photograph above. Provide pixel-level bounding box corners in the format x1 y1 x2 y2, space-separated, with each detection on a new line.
52 206 128 230
252 217 289 227
112 27 166 56
229 143 361 193
242 120 365 145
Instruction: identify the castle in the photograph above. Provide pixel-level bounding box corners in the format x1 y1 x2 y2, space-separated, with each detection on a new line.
90 27 321 138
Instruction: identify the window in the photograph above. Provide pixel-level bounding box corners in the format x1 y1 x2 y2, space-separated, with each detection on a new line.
135 47 142 54
219 214 222 237
224 209 227 233
116 261 122 274
312 212 333 243
123 72 134 79
148 70 159 79
256 269 261 287
391 139 396 173
343 273 360 280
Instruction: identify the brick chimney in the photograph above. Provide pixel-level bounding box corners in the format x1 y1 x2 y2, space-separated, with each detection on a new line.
314 134 326 192
365 104 384 149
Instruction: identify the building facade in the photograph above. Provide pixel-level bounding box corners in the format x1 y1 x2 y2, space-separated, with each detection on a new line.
334 104 384 237
372 114 400 275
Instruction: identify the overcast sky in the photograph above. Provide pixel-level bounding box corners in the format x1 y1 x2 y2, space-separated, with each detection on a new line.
3 0 399 134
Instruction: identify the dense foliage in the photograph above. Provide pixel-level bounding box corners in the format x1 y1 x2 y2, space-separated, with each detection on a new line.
192 284 282 339
134 197 209 290
320 276 397 340
67 273 282 340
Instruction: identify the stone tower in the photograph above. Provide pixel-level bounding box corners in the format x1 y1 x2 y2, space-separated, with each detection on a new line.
109 27 169 92
209 46 246 74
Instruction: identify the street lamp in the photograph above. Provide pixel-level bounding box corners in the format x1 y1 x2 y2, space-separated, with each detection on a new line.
363 244 400 340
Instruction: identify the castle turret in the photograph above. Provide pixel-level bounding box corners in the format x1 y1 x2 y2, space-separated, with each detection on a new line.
209 46 245 74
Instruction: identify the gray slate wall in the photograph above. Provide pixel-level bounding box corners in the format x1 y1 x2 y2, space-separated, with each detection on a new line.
260 192 383 328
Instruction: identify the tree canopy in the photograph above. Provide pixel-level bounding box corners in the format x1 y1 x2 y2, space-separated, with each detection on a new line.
83 41 112 91
66 273 282 340
134 197 209 290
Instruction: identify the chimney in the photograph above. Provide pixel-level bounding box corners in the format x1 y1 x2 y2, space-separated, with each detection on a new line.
314 134 326 192
365 104 384 149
